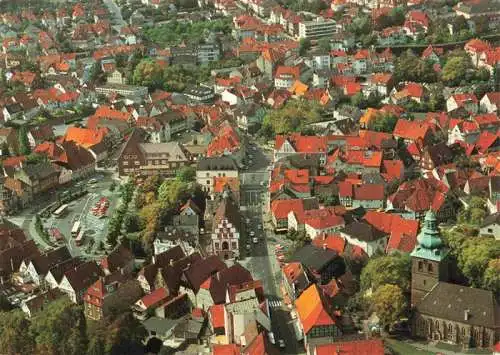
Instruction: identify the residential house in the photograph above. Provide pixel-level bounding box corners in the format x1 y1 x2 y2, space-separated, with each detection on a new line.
294 284 341 351
274 134 328 166
270 198 319 232
27 125 54 151
84 277 143 321
0 128 18 155
281 262 312 302
446 93 479 114
340 221 387 257
16 246 71 286
420 142 454 171
479 213 500 239
58 261 103 303
288 244 345 285
393 119 432 145
194 263 253 310
100 244 134 276
274 65 300 89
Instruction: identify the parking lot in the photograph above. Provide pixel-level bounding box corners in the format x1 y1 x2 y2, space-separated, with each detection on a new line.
42 173 121 258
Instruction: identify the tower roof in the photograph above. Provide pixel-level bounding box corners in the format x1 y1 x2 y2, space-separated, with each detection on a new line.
411 210 448 261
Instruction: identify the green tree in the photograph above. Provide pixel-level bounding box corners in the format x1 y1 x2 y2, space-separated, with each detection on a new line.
394 50 437 83
368 112 398 133
17 125 31 155
133 58 164 89
442 56 471 86
261 100 323 136
29 298 87 355
0 310 35 355
176 165 196 182
482 258 500 294
360 253 411 292
123 213 141 233
105 313 146 355
299 38 312 56
458 237 500 288
0 295 13 311
370 284 406 330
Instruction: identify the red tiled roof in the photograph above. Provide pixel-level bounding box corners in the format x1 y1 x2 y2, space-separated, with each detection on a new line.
465 38 491 53
393 119 430 141
64 126 108 149
353 184 384 201
271 199 304 219
275 65 300 80
213 344 240 355
344 82 361 96
312 234 346 254
370 73 392 85
137 287 168 309
451 93 478 105
210 304 225 329
383 160 404 181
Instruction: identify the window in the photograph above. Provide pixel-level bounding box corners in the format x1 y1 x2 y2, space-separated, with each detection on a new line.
134 161 140 165
418 261 423 271
206 180 210 185
123 161 128 166
206 173 210 177
428 263 433 273
488 228 493 233
423 279 426 286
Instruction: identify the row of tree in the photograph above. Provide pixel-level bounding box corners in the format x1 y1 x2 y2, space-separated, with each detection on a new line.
0 299 146 355
107 179 136 248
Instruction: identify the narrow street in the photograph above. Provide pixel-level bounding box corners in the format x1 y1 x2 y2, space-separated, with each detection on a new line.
239 142 305 355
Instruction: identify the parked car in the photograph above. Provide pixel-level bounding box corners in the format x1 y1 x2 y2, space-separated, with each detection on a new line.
278 340 285 348
252 237 258 244
250 231 255 237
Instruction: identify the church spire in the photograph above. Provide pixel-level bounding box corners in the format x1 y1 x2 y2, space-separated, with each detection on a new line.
411 210 448 261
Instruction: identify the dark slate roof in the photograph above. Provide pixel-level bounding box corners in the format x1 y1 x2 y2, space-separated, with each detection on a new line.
153 245 186 267
31 246 72 275
416 282 500 328
426 142 453 167
196 156 238 171
101 244 133 272
481 212 500 227
23 161 59 180
209 263 253 304
183 255 226 292
63 261 102 293
289 244 343 274
341 221 386 242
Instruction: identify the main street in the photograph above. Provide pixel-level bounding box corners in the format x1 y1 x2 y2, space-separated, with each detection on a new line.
239 142 304 355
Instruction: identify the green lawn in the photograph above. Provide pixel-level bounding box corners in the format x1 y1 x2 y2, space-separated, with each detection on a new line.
385 339 436 355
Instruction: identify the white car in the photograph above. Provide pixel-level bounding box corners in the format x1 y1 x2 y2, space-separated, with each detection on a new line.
246 244 251 251
250 231 255 237
252 146 257 151
252 237 258 244
268 332 275 344
246 218 250 224
278 339 285 348
258 224 263 230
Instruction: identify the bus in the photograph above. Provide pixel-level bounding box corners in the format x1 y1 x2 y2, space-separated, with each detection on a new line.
75 229 85 246
53 204 69 218
71 221 81 238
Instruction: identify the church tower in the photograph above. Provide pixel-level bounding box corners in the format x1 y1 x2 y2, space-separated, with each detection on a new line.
410 210 449 307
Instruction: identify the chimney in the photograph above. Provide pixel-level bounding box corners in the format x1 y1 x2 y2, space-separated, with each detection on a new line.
464 309 470 321
152 255 156 264
169 259 174 267
10 258 14 271
120 267 124 275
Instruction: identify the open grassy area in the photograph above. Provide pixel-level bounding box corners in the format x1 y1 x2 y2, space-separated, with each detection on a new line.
385 339 436 355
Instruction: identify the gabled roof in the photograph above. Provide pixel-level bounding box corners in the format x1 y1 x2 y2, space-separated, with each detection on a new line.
137 287 168 309
295 284 336 334
209 304 225 329
416 282 499 328
393 119 430 141
311 234 346 254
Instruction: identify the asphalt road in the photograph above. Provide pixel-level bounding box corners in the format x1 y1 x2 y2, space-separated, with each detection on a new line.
239 143 305 354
